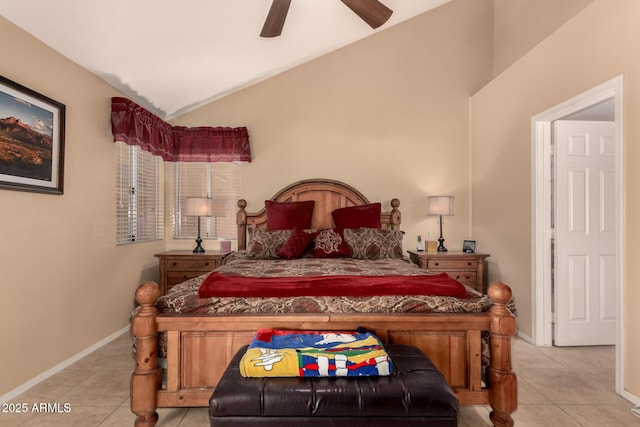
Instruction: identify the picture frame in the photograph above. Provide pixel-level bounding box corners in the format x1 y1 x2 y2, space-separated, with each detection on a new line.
0 75 65 195
463 240 476 253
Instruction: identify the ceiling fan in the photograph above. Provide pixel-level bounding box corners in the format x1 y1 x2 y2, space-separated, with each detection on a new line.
260 0 393 38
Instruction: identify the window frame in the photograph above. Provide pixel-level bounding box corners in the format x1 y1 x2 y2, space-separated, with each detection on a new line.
115 141 163 245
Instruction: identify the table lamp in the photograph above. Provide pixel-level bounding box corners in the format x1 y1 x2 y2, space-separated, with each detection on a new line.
428 196 454 252
185 197 214 253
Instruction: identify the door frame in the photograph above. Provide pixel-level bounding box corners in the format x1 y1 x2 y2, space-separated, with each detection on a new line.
531 75 624 393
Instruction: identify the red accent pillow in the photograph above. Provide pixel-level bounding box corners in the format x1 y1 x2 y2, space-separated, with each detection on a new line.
266 200 315 231
332 203 382 229
313 228 351 258
277 229 318 260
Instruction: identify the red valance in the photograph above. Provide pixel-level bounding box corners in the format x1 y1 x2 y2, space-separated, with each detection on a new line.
110 97 251 162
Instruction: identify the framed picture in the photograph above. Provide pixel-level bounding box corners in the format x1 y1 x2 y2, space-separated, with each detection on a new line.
0 75 65 194
463 240 476 253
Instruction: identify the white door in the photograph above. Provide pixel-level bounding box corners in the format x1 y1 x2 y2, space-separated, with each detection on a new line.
554 120 617 346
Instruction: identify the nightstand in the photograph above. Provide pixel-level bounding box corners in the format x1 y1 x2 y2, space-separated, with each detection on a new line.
407 250 489 293
155 250 231 295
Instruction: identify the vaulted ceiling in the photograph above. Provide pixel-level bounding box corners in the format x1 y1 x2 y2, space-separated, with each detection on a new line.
0 0 450 118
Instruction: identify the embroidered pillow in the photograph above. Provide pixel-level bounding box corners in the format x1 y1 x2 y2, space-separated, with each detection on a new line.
332 203 381 229
313 228 351 258
265 200 315 231
277 229 318 260
344 228 404 260
247 229 292 259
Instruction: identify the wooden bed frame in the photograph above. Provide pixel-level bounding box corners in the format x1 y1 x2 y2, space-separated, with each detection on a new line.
131 179 517 427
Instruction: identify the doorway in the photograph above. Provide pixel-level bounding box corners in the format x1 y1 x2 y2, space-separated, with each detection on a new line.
531 76 624 393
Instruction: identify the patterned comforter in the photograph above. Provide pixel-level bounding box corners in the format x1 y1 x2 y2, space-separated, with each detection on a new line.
157 251 494 315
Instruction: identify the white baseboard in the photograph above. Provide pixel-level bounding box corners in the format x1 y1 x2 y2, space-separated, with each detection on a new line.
516 330 534 344
0 325 129 404
621 389 640 407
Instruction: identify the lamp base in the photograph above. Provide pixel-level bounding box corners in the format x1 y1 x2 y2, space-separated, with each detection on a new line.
437 237 448 252
437 215 447 252
193 217 205 253
193 236 205 253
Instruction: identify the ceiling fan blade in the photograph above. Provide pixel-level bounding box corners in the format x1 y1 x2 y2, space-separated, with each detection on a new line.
340 0 393 29
260 0 291 38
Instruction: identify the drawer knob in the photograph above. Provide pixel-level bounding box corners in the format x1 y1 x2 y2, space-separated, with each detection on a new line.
172 262 177 266
467 262 472 266
434 262 439 266
205 262 209 266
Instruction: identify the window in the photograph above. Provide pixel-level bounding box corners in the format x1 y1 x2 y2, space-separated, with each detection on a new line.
115 141 163 244
169 162 241 240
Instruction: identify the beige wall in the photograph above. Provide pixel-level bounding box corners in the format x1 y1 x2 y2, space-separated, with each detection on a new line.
0 18 163 396
470 0 640 397
493 0 594 76
170 0 494 255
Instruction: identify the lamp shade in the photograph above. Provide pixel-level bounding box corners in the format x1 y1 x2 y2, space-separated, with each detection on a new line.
185 197 213 217
428 196 454 216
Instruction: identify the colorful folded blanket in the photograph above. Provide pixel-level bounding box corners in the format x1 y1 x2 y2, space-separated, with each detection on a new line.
239 329 393 378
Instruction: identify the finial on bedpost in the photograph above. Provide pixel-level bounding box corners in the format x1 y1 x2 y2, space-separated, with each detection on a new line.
488 282 512 317
487 282 517 427
237 199 248 250
390 198 401 231
135 281 161 307
131 282 161 427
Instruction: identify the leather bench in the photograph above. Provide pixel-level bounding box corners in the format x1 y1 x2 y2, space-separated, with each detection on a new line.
209 344 458 426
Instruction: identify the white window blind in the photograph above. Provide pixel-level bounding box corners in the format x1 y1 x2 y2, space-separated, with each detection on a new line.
115 141 163 244
169 162 241 240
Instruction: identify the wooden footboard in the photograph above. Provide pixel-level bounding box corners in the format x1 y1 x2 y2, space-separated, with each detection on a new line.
131 282 517 427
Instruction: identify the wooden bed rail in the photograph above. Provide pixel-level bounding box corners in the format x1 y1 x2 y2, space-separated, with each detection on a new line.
130 281 517 427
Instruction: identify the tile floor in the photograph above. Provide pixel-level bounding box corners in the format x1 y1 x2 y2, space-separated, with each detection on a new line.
1 333 639 426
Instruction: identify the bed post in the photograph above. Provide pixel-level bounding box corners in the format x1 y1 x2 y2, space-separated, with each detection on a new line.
237 199 248 250
390 198 401 230
487 282 517 427
131 282 162 427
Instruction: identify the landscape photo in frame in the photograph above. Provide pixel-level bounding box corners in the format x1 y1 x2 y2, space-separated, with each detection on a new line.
0 75 65 194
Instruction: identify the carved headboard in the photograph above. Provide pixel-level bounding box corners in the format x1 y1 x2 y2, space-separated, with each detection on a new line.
236 178 401 250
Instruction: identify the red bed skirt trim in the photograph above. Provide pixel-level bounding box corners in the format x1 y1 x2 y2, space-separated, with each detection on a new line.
198 272 467 299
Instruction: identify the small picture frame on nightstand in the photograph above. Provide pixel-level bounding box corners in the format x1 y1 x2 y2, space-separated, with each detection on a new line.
463 240 476 253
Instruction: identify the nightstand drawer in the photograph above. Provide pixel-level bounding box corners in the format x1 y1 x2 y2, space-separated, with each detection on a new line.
427 259 476 270
446 271 477 287
166 258 220 271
